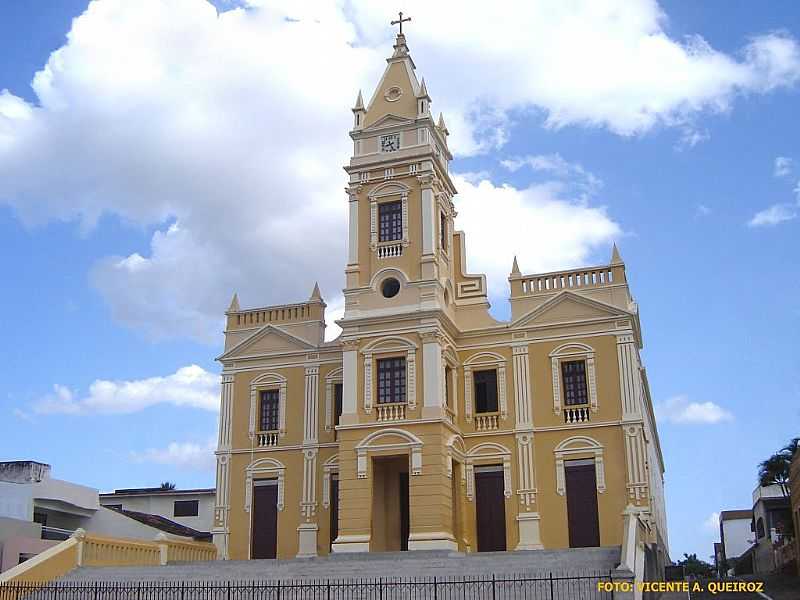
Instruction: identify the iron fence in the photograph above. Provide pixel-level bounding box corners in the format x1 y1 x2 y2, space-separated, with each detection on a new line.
0 573 617 600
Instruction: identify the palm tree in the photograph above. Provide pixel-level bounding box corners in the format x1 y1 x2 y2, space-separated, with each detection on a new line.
758 454 790 497
160 481 176 490
781 437 800 460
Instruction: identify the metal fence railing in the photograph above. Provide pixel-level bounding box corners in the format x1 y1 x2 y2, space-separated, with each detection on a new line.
0 573 618 600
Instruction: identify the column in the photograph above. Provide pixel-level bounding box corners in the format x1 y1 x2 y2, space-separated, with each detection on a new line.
298 365 320 557
421 331 443 419
616 333 642 421
340 339 359 426
418 175 435 256
212 374 233 558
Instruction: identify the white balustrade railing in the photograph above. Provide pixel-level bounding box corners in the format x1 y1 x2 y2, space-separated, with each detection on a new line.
564 406 590 424
377 403 406 422
258 431 279 447
520 266 614 295
377 243 403 259
475 413 499 431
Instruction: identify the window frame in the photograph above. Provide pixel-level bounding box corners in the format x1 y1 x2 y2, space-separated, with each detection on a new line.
473 369 499 414
549 343 598 416
173 499 199 517
378 200 403 243
376 356 407 405
259 389 280 432
561 360 589 407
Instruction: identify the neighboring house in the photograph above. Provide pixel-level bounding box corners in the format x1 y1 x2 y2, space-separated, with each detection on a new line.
0 461 206 572
790 448 800 576
99 487 215 534
716 509 753 574
211 29 668 564
750 484 792 574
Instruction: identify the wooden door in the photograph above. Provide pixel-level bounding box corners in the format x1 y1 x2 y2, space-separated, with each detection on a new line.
399 472 409 551
251 481 278 559
565 462 600 548
330 477 339 550
475 469 507 552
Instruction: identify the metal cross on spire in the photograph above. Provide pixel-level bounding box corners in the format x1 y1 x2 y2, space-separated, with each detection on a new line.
391 11 411 35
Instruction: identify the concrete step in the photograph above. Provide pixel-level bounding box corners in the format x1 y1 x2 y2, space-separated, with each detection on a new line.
60 547 621 583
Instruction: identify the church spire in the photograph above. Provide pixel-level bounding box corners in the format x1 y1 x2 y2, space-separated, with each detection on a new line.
611 243 623 265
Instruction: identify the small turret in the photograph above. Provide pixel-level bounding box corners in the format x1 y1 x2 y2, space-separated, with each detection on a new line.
417 77 431 118
437 112 449 146
352 90 365 130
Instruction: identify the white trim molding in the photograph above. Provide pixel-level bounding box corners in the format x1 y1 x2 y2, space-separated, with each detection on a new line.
515 432 537 508
465 442 512 501
354 428 424 479
361 336 418 413
300 448 318 520
324 366 343 432
553 436 606 496
249 372 288 438
463 351 508 423
244 457 286 513
549 342 597 416
322 454 339 509
368 182 410 254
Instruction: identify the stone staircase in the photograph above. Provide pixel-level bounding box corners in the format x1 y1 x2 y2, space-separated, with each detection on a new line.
60 547 621 582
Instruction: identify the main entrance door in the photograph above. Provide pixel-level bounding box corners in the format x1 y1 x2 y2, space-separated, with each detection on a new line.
565 460 600 548
251 480 278 559
330 476 339 551
371 456 410 551
475 466 507 552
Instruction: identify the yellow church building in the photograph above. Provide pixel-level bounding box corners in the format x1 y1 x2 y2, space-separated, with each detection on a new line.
210 29 668 564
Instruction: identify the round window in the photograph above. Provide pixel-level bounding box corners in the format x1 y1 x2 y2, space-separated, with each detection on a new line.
381 277 401 298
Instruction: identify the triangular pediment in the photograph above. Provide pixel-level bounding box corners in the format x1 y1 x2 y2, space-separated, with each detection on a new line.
513 292 629 328
218 324 315 360
364 113 415 131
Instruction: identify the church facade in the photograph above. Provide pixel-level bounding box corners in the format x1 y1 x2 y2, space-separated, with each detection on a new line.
211 31 668 562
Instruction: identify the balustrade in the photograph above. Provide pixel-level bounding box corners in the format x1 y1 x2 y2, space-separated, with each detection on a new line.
520 266 614 295
564 405 590 424
257 431 279 447
377 243 403 259
376 403 406 422
474 413 499 431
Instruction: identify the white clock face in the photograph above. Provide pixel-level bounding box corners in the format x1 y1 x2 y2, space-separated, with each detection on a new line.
381 134 400 153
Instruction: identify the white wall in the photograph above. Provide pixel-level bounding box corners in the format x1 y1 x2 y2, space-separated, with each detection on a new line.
100 493 214 532
721 518 752 559
0 482 33 521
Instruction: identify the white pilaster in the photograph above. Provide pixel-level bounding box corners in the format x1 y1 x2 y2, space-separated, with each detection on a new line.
422 333 443 418
617 334 642 420
303 366 319 444
341 341 359 425
347 190 359 265
419 175 435 255
512 345 532 427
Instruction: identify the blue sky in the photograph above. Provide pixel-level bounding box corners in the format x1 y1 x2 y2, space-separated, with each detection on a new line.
1 0 798 561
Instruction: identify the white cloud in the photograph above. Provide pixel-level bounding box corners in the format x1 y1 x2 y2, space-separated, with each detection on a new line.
34 365 218 415
453 173 621 296
656 394 734 425
676 127 710 150
500 154 603 198
703 512 720 532
0 1 798 341
747 203 798 227
130 439 216 472
696 204 712 217
774 156 793 177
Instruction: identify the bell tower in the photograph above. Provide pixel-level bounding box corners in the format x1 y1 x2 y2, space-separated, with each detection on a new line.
341 28 457 323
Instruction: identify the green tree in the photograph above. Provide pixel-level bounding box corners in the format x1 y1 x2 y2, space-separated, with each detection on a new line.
782 437 800 460
758 454 790 496
160 481 176 490
678 553 715 578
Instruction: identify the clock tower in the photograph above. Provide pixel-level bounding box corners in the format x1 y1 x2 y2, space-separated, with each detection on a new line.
340 31 465 325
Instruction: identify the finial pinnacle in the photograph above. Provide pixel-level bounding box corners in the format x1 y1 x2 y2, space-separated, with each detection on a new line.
611 243 623 265
227 292 240 312
511 256 521 277
310 282 322 302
